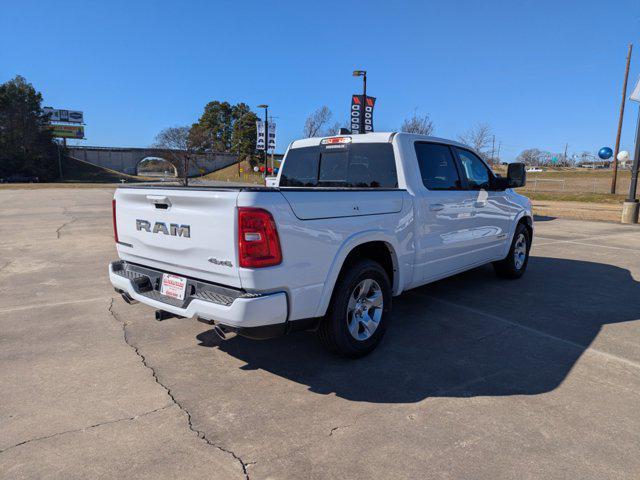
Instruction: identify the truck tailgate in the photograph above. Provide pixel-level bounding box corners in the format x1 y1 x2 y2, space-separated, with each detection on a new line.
114 187 241 288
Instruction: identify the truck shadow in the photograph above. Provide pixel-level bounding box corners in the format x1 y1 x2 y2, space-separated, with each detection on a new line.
205 256 640 403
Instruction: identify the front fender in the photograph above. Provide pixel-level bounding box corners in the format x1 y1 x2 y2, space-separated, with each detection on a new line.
313 229 403 318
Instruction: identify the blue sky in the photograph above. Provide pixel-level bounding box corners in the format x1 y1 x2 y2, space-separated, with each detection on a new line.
1 0 639 161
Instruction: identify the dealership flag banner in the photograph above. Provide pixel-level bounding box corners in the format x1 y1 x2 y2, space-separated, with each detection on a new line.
350 95 376 134
256 120 266 150
267 123 276 150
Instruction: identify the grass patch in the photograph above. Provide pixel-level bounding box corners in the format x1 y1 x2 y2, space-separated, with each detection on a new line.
59 155 154 183
201 159 264 184
524 191 626 204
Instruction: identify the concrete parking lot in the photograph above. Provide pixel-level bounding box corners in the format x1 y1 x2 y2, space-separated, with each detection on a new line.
1 187 640 479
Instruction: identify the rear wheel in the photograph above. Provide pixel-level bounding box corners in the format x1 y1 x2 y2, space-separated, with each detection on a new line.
317 259 391 358
493 222 531 279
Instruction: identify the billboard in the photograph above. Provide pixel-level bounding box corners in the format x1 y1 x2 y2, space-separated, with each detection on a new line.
350 95 376 134
46 124 85 139
43 107 84 124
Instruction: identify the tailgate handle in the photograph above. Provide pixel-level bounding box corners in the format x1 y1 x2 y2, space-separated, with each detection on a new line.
147 195 171 209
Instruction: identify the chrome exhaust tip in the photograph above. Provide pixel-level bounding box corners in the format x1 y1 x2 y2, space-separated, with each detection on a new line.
212 325 227 340
120 291 138 305
155 310 176 321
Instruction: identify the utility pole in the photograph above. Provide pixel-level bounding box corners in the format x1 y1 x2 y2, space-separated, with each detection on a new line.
611 43 633 194
491 135 496 164
563 143 569 165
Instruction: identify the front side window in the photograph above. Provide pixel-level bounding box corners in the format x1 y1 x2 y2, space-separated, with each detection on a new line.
279 143 397 188
456 148 491 190
414 142 461 190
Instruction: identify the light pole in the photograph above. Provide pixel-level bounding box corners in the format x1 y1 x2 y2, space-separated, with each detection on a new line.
258 104 268 177
621 101 640 223
353 70 367 133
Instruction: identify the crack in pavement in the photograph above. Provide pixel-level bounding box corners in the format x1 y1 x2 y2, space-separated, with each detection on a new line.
108 298 253 479
0 405 172 454
55 206 79 239
328 424 353 436
56 217 78 239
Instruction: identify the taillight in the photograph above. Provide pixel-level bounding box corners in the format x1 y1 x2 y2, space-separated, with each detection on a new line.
238 207 282 268
112 199 119 243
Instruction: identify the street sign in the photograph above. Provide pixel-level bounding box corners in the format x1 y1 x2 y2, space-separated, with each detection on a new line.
43 107 84 124
350 95 376 134
256 120 265 150
631 76 640 102
46 124 85 139
268 122 276 150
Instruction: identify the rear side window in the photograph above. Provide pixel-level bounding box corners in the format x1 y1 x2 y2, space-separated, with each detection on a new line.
279 143 398 188
278 147 320 187
414 142 462 190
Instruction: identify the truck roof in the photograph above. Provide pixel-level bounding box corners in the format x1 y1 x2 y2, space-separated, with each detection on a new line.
289 132 469 150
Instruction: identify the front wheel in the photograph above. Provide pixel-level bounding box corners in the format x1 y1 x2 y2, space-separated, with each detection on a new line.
317 259 392 358
493 223 531 279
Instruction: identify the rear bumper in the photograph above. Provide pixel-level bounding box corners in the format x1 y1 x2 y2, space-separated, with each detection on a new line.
109 261 288 329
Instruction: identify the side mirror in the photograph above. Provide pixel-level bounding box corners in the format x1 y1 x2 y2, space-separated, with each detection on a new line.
507 162 526 188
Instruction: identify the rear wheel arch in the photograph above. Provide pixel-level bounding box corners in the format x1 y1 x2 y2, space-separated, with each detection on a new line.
339 241 397 290
315 237 400 318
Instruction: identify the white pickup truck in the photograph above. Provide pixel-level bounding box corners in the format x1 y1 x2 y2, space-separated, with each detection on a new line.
110 132 532 357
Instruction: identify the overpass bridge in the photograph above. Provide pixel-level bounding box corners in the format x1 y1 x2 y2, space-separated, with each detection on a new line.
67 146 238 176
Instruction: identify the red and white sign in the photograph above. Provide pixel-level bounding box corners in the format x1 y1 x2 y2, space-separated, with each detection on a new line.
350 95 376 134
160 273 187 300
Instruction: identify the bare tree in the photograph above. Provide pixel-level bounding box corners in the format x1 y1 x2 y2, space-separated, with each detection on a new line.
400 113 434 136
457 123 494 160
516 148 545 166
153 126 198 186
303 106 333 138
323 121 343 136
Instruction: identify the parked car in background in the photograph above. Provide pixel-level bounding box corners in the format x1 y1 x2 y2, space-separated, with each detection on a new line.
109 132 531 357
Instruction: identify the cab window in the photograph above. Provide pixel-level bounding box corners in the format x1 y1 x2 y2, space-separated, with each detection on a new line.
455 148 492 190
414 142 462 190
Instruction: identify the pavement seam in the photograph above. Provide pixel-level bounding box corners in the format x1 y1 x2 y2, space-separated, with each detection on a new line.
107 298 252 480
421 295 640 370
533 230 637 247
0 405 172 455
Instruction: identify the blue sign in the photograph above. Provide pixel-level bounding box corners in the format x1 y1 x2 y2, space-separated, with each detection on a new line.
598 147 613 160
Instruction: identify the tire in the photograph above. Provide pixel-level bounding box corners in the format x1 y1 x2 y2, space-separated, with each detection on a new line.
493 222 531 279
317 258 392 358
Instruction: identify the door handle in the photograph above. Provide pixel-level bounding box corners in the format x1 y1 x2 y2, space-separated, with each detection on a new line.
429 203 444 212
147 195 171 209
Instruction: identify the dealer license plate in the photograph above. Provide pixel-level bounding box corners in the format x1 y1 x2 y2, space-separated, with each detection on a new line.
160 273 187 300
